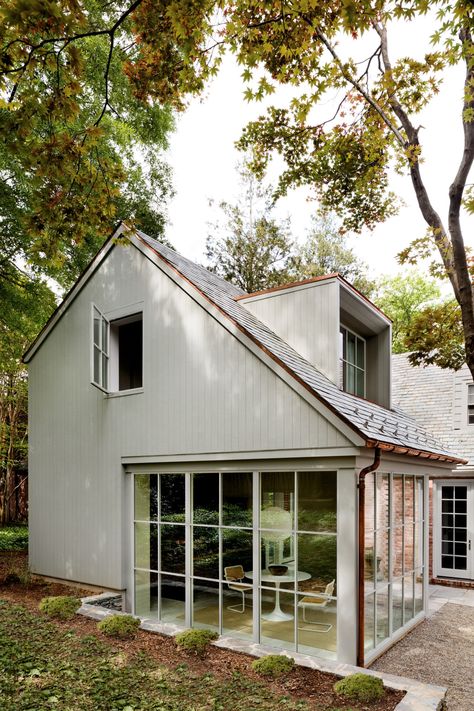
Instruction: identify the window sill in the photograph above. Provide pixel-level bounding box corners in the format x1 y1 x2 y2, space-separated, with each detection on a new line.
106 387 144 399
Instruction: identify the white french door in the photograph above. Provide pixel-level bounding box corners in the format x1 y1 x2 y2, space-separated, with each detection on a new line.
436 482 473 580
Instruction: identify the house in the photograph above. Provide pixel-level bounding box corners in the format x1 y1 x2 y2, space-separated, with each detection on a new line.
24 224 464 667
392 354 474 586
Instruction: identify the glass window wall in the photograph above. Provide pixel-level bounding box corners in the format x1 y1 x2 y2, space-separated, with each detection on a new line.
364 472 425 657
133 469 337 659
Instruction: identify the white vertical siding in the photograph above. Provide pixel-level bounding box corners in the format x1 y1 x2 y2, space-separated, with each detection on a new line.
28 244 353 588
240 280 340 383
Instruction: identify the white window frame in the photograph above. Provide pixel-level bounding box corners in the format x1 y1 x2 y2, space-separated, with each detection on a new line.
340 324 366 398
91 304 109 393
468 384 474 426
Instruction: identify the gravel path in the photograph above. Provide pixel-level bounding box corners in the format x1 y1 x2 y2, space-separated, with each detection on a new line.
371 603 474 710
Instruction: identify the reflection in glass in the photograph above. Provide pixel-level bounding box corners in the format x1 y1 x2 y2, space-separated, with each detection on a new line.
376 474 389 529
376 588 389 644
160 474 185 522
134 523 158 571
414 570 423 615
392 580 403 633
193 526 219 579
193 579 219 631
375 528 389 584
297 534 336 591
161 574 185 624
404 574 414 623
261 472 294 529
135 473 157 521
160 524 185 574
222 472 252 527
393 475 403 527
365 528 376 588
135 569 158 617
193 473 219 524
298 471 337 532
261 591 295 650
222 529 253 577
364 593 375 652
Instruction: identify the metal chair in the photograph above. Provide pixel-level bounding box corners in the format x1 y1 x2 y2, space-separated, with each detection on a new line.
224 565 252 614
298 579 335 632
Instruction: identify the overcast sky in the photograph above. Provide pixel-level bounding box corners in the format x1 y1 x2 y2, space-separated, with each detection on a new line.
164 17 474 281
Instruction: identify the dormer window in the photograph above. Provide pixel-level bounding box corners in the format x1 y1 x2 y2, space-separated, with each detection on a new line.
340 325 365 398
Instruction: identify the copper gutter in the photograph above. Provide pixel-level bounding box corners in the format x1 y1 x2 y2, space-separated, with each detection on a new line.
357 447 381 667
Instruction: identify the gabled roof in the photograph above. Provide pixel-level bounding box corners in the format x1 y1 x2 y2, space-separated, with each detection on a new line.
24 225 465 464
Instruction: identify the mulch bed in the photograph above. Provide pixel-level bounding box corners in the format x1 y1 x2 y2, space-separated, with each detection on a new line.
0 551 404 710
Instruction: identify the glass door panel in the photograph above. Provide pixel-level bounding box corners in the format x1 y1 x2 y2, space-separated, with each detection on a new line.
438 484 471 579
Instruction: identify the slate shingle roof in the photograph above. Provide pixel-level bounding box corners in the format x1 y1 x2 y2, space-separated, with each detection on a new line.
137 231 463 463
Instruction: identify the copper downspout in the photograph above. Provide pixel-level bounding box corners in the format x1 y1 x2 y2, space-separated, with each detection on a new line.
357 447 381 667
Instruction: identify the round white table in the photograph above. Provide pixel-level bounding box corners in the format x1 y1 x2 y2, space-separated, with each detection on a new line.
245 569 311 621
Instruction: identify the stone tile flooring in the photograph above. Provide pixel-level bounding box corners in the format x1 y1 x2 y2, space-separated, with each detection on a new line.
371 584 474 710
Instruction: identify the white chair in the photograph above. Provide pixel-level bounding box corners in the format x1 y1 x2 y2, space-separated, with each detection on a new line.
298 579 335 632
224 565 252 614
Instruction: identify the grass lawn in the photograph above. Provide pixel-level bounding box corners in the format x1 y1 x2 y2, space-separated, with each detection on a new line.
0 553 404 711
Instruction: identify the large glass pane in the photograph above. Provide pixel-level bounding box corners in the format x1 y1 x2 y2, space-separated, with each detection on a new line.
414 569 424 615
376 587 389 645
193 473 219 525
160 524 185 574
261 591 295 650
356 337 364 369
297 471 337 532
375 528 389 584
364 593 375 652
392 527 403 578
365 529 376 592
101 318 108 353
393 475 403 527
392 579 403 633
135 523 158 571
376 474 390 530
346 364 356 393
404 523 414 574
193 526 219 579
222 529 253 578
356 368 364 397
404 574 414 623
415 478 424 522
222 580 253 640
101 353 108 389
135 570 158 617
347 331 356 363
160 474 185 522
405 476 415 523
297 534 337 593
365 472 376 533
261 471 294 529
193 579 219 632
222 472 252 527
297 592 337 658
134 473 158 521
161 574 185 625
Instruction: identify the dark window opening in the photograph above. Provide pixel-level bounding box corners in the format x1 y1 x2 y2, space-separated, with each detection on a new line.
114 315 143 391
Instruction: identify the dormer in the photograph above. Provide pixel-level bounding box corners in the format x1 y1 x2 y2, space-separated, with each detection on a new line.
237 274 392 409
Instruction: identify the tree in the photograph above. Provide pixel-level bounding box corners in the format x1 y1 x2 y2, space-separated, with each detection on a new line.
0 271 56 524
0 0 174 288
296 215 374 296
404 300 465 370
374 272 441 353
3 2 474 376
205 167 295 293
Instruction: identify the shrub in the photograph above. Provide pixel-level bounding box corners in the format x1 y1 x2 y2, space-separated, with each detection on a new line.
97 614 141 639
0 526 28 551
334 673 384 702
39 596 81 620
252 654 295 678
174 628 218 655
